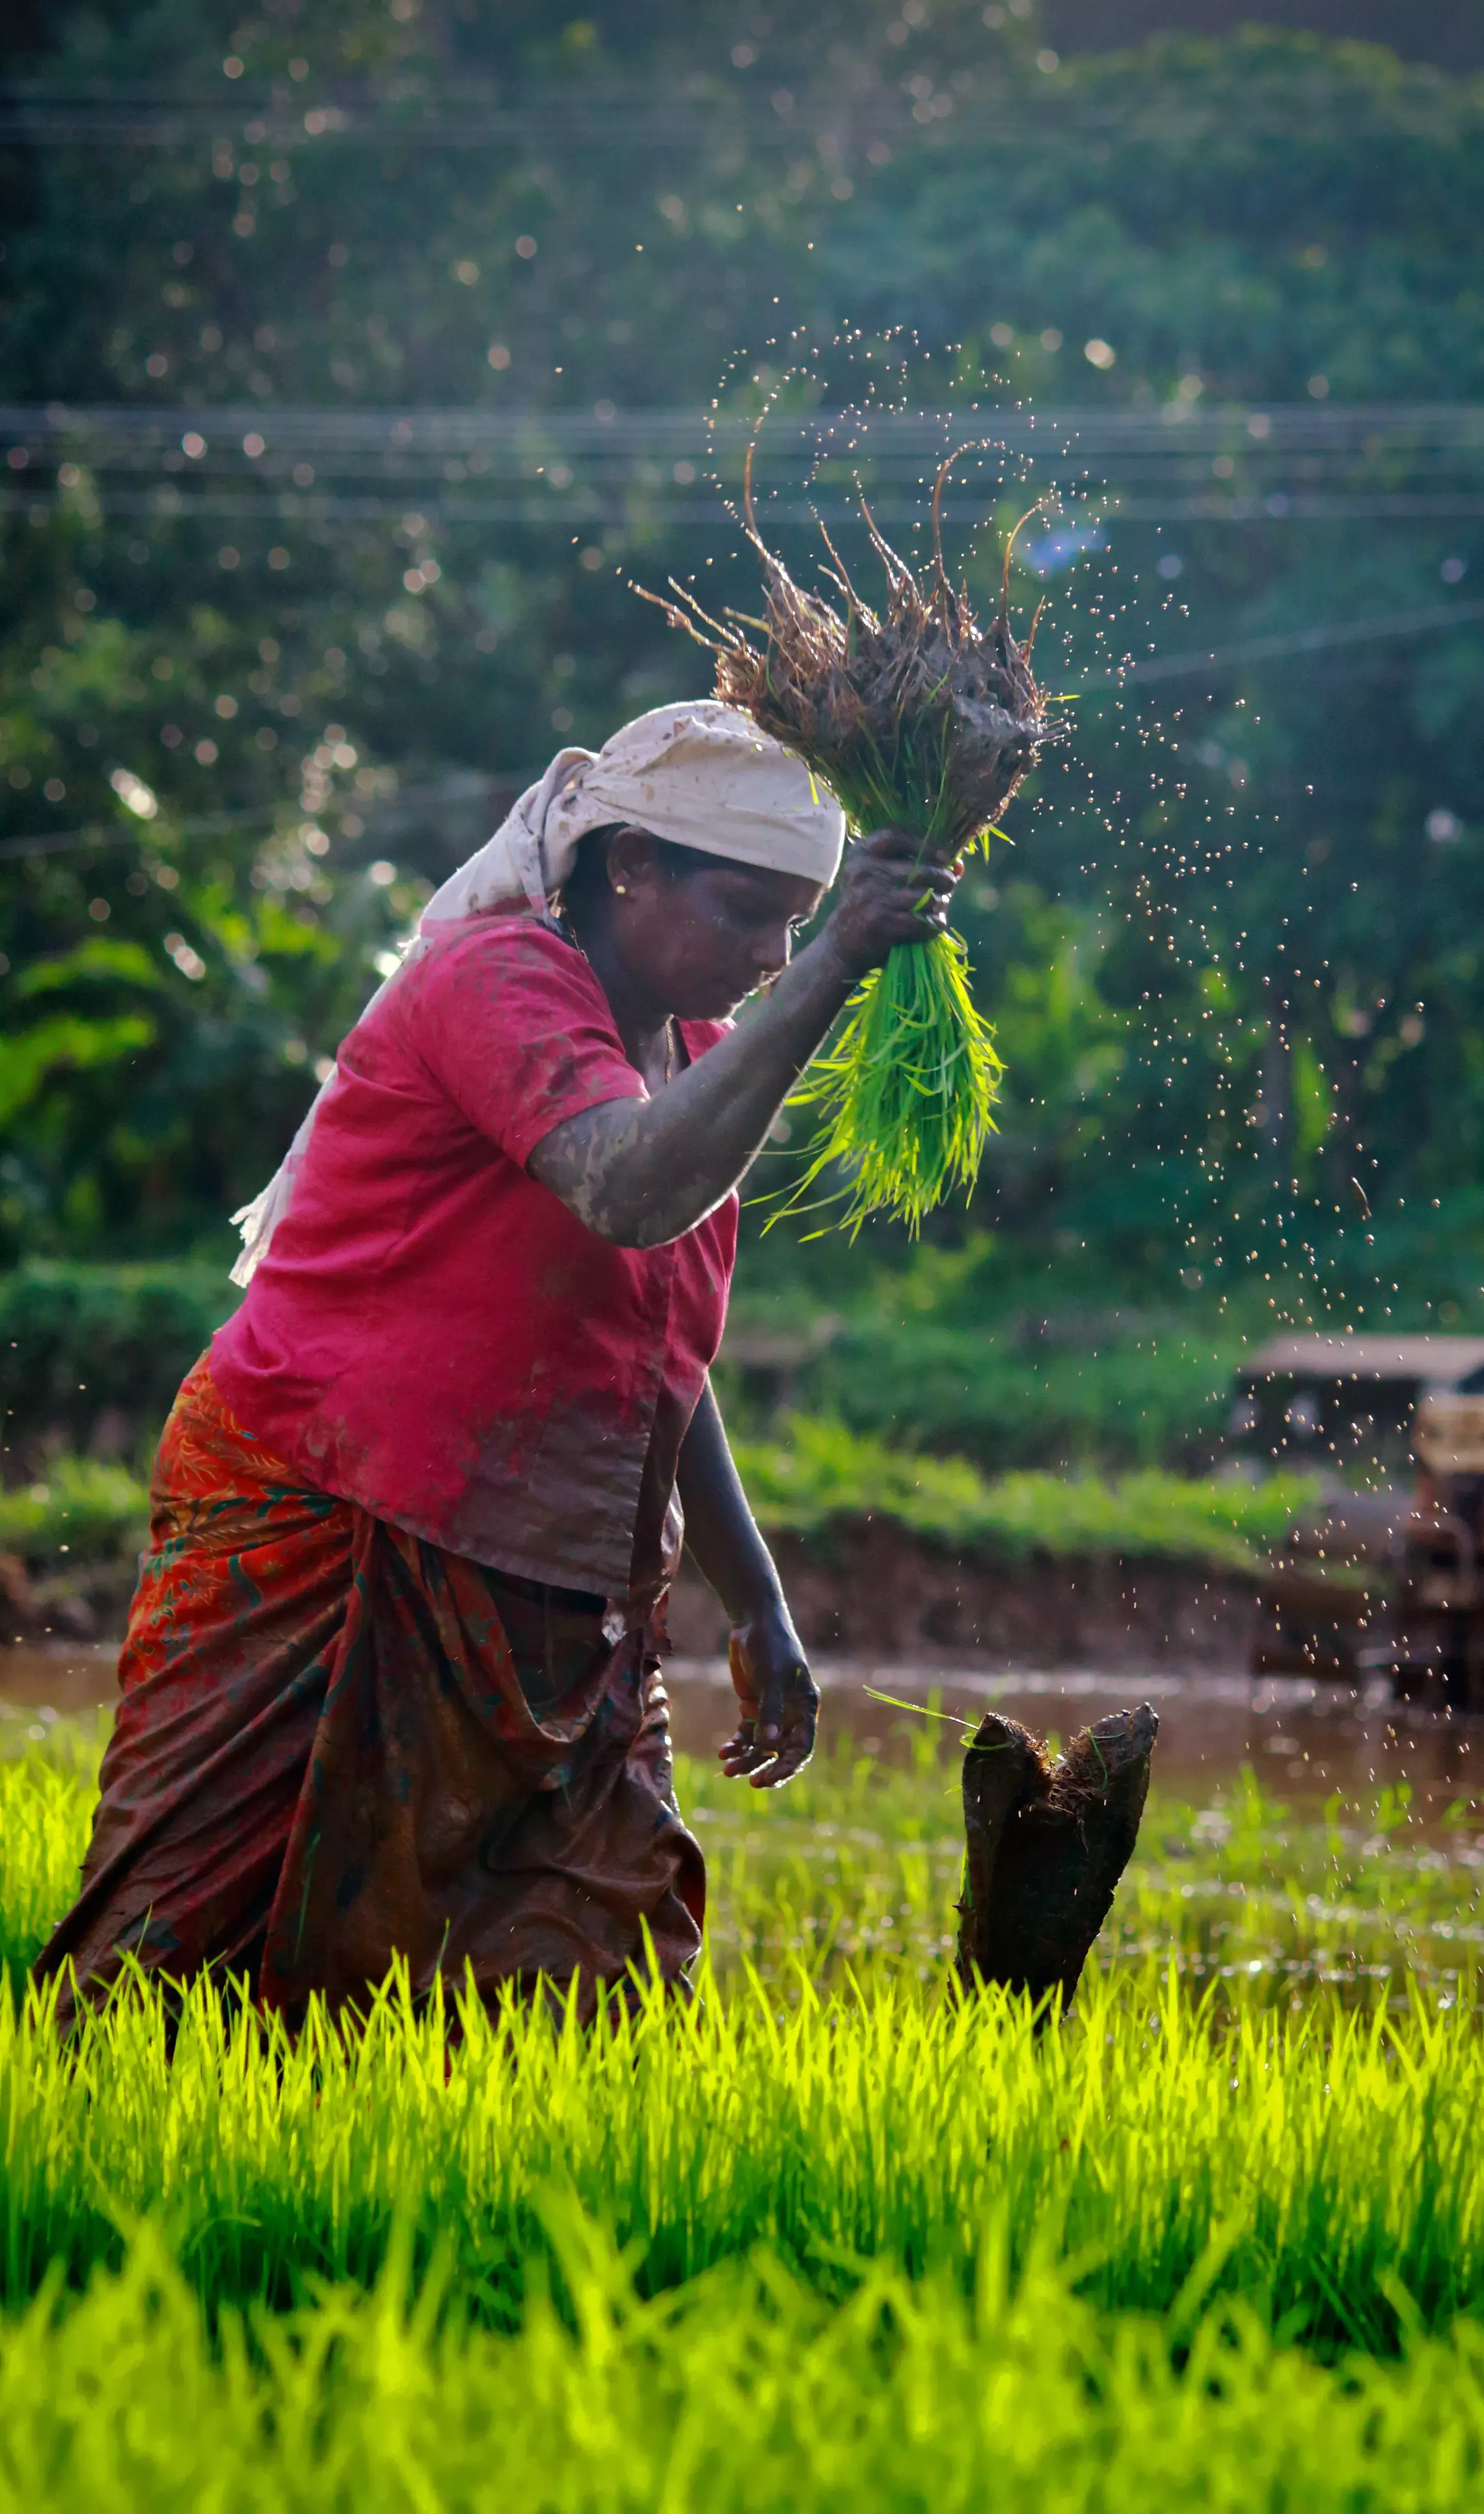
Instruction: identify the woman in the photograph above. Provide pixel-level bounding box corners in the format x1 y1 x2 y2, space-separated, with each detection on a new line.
38 701 958 2024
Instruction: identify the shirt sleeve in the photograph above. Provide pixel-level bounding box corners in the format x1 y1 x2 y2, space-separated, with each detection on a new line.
399 919 647 1164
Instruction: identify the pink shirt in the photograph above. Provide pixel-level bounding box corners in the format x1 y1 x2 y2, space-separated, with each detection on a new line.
210 913 738 1609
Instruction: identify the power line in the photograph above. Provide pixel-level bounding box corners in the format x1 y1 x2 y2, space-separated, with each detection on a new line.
4 403 1481 537
0 805 277 863
5 492 1483 532
1098 596 1484 690
5 402 1482 458
1 80 1460 150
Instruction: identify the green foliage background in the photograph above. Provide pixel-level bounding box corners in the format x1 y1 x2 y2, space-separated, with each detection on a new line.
2 0 1482 1339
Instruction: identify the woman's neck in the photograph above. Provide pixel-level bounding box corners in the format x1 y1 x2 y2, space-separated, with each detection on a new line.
566 906 673 1088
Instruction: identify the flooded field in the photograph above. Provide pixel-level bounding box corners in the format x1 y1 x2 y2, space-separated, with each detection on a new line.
667 1655 1484 1820
8 1638 1479 1823
0 1645 117 1724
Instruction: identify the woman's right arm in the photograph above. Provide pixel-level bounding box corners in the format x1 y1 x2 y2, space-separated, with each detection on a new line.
527 829 956 1248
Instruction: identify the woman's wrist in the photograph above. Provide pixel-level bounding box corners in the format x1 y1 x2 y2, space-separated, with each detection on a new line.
728 1585 801 1647
748 935 852 1052
806 897 882 992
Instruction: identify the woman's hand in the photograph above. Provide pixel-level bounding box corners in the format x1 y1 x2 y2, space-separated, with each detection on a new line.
718 1604 819 1788
678 1381 817 1788
824 826 962 985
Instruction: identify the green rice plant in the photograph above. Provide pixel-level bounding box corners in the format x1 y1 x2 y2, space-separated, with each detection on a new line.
1 1688 1479 2492
6 2217 1484 2513
0 1749 96 1996
783 925 1006 1233
645 445 1056 1233
0 1925 1481 2343
681 1728 1484 1996
5 1712 1481 2000
3 1728 1482 2357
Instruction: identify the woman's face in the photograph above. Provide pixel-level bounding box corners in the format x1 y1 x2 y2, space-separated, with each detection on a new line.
604 829 826 1020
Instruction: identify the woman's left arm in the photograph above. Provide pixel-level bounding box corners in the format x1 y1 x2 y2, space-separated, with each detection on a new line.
676 1380 818 1788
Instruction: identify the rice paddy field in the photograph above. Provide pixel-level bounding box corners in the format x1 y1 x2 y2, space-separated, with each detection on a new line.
1 1705 1483 2507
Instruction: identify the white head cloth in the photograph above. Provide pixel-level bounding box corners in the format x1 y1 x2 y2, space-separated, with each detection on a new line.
230 701 845 1283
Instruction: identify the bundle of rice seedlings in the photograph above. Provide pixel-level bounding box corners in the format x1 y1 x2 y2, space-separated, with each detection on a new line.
641 441 1059 1232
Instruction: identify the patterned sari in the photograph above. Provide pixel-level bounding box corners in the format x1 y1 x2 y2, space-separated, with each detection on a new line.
37 1358 704 2025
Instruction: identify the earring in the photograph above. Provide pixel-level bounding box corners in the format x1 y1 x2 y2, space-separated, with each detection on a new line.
614 883 627 895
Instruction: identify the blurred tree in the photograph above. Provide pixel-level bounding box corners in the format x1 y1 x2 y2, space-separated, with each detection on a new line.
1045 3 1484 72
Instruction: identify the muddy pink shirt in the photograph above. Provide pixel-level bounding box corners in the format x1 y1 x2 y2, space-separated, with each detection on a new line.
210 913 738 1608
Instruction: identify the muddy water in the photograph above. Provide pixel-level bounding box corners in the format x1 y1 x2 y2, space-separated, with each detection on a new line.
3 1641 1479 1819
0 1644 117 1726
665 1656 1483 1819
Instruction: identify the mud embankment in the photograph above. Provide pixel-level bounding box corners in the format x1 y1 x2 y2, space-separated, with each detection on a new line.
1 1526 1261 1682
669 1523 1259 1671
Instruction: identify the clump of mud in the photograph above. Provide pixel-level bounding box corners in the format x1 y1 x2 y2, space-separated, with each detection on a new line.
956 1702 1158 2013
